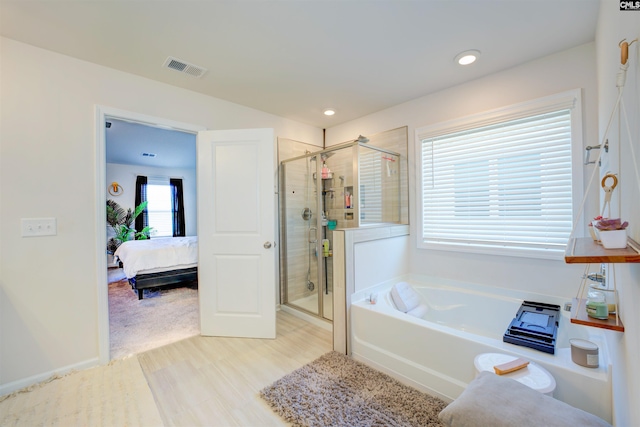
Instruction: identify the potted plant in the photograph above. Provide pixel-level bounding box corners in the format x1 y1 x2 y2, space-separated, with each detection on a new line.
106 199 152 254
593 217 628 249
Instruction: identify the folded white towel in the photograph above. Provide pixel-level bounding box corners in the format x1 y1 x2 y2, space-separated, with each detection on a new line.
407 303 428 318
390 282 421 313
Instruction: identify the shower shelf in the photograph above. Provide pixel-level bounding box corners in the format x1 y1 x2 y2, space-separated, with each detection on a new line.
313 173 334 180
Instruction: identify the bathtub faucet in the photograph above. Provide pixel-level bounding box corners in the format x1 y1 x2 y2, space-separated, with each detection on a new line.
584 263 606 285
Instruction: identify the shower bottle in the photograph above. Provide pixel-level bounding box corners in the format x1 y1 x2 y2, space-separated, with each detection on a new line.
321 162 329 179
322 239 329 257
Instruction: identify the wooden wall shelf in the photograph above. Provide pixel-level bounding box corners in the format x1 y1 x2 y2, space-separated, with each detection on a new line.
570 298 624 332
564 237 640 264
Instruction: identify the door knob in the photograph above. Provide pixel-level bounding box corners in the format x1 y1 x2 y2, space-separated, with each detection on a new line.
264 241 272 249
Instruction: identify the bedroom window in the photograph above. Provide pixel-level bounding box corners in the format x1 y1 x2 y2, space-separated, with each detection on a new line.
135 176 186 238
415 90 583 259
146 179 173 237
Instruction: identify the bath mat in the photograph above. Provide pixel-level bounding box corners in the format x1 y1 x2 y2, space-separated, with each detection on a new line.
260 351 447 427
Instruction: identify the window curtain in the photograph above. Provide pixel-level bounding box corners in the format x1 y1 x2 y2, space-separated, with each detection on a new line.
134 175 148 238
170 178 186 237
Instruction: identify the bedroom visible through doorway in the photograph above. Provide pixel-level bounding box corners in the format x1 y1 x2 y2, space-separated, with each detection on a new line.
102 113 201 360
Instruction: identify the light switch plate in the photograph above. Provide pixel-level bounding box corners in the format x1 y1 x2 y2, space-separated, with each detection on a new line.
21 218 57 237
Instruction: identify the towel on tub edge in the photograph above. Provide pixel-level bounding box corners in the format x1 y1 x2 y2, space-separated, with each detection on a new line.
391 282 422 313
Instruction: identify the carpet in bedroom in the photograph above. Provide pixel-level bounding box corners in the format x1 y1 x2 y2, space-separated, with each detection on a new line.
108 276 199 360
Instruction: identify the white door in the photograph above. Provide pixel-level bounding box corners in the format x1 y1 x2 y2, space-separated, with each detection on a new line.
197 128 276 338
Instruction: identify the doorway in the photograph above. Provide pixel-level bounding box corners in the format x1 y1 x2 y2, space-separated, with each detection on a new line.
95 106 206 363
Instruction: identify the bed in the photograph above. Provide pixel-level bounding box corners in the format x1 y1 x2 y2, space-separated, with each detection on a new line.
113 236 198 299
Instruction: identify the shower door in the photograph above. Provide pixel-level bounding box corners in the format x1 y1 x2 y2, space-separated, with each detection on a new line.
281 155 324 317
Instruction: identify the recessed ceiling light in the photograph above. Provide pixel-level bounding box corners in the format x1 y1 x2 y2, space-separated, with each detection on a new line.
455 50 480 65
323 109 336 116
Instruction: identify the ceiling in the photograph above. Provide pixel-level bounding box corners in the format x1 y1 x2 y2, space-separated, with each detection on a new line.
105 119 196 169
1 0 600 129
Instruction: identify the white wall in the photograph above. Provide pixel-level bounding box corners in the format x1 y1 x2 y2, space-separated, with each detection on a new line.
354 236 410 293
0 37 322 393
596 2 640 425
106 163 198 237
327 42 599 300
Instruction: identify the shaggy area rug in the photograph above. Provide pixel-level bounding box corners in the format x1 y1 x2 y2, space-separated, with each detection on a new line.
108 276 199 359
260 351 447 427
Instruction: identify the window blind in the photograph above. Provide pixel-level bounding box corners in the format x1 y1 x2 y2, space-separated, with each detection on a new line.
359 150 383 222
420 109 573 253
146 177 173 237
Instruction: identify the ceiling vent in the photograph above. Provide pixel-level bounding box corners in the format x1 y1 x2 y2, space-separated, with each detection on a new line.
162 56 207 78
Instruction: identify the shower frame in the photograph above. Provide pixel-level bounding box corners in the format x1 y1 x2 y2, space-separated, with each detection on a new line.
279 140 402 321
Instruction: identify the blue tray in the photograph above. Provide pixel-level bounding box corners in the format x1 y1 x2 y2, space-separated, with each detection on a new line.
503 301 560 354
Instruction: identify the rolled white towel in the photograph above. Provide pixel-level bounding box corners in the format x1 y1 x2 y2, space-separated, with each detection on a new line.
407 303 428 318
390 282 421 313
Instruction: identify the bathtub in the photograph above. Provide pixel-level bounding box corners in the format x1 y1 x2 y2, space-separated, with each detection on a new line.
350 280 612 423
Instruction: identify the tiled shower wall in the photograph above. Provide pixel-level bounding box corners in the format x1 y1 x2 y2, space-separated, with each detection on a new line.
366 127 409 225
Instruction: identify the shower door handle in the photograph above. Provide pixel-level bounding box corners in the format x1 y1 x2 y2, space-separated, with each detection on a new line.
308 227 317 243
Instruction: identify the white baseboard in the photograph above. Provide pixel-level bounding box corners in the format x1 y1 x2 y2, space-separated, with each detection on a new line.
0 357 101 397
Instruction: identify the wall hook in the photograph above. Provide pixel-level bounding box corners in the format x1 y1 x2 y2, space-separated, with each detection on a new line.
584 140 609 166
619 38 638 65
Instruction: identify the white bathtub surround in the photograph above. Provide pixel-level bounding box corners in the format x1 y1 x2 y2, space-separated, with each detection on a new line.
350 278 612 423
350 274 412 307
332 224 410 353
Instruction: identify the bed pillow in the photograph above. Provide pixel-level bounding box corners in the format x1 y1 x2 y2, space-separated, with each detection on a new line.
438 371 611 427
390 282 421 313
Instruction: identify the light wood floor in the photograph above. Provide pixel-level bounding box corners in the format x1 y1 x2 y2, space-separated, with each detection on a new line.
139 310 333 426
0 310 333 427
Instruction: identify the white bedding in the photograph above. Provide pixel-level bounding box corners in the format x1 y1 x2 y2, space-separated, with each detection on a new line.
114 236 198 279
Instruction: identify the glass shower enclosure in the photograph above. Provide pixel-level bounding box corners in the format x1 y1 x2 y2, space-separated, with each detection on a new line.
279 140 402 322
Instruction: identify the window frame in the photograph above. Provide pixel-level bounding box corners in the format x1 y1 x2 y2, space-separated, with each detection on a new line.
414 89 584 260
